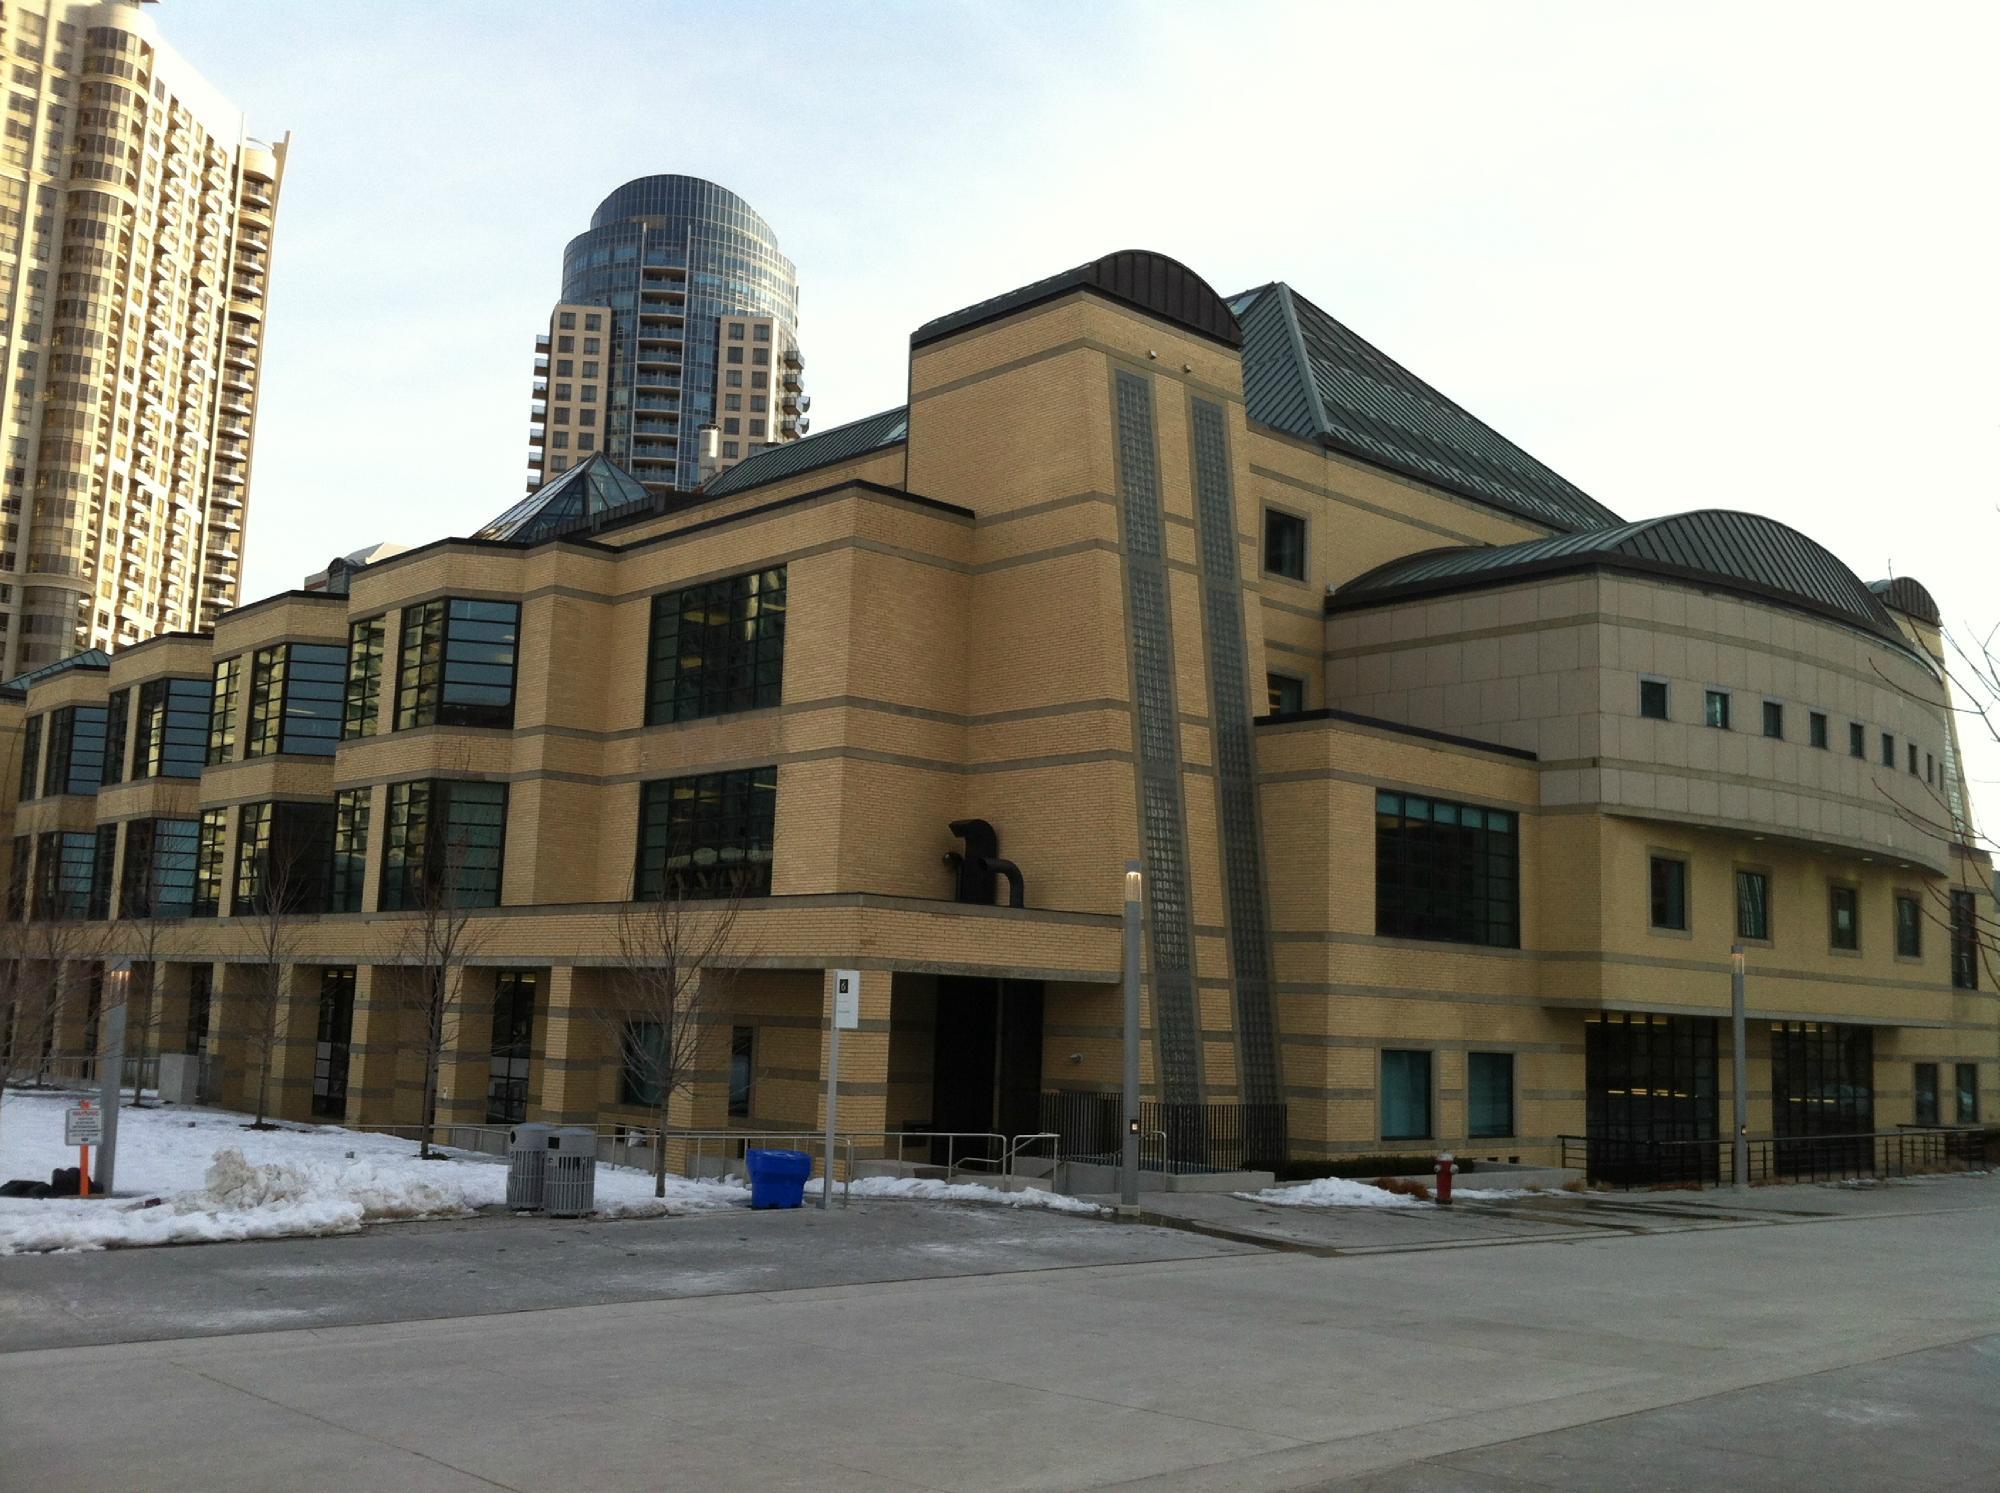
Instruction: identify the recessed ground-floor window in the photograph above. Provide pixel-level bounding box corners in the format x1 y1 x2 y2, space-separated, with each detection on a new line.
1957 1064 1980 1124
1467 1052 1514 1138
1381 1049 1431 1140
729 1025 754 1119
1913 1062 1940 1126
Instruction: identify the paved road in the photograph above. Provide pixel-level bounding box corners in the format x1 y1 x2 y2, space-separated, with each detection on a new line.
1 1178 1995 1491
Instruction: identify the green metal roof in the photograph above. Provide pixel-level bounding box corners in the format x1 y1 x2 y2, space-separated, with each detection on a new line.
477 452 651 543
1331 509 1911 650
704 406 908 498
1230 282 1621 534
2 647 111 699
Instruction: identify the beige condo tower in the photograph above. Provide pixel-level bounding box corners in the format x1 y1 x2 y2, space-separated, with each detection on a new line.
0 0 285 675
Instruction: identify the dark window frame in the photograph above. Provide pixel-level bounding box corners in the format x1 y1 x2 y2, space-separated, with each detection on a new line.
634 767 778 901
207 655 242 765
246 641 348 758
16 714 40 800
1913 1062 1939 1126
329 787 371 913
1638 677 1668 720
1467 1051 1514 1139
1893 892 1923 959
1950 889 1979 989
102 686 128 785
1649 854 1690 933
192 807 229 917
1704 689 1731 730
395 597 521 731
1734 867 1770 942
1808 711 1828 750
1956 1063 1979 1124
379 778 509 911
343 615 386 739
43 702 108 795
1848 722 1865 759
1373 790 1520 949
728 1025 754 1119
1267 672 1305 715
1380 1049 1432 1141
1829 883 1860 952
1762 699 1783 740
1262 507 1307 581
643 567 786 726
133 676 211 779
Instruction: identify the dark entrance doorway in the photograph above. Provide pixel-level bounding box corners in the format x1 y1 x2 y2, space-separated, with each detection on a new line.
1584 1012 1718 1184
930 976 1043 1161
1770 1021 1873 1176
312 967 357 1119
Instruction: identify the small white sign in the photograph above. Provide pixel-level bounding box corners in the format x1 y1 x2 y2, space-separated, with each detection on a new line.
65 1105 103 1147
833 969 860 1029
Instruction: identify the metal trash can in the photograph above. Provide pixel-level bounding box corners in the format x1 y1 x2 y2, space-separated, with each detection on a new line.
543 1126 598 1217
506 1122 553 1210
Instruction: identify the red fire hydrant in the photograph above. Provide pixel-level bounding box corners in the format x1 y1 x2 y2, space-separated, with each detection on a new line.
1434 1152 1456 1205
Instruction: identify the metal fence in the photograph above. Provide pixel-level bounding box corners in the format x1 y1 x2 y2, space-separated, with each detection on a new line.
1039 1090 1287 1173
1559 1127 1988 1188
3 1053 160 1093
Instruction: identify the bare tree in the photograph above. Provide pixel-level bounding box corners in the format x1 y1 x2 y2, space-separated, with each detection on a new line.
392 826 489 1160
112 877 180 1109
590 870 748 1198
242 835 310 1130
0 907 101 1155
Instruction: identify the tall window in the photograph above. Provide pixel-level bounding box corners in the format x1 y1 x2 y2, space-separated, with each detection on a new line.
1704 690 1730 729
313 968 356 1119
1950 890 1979 989
233 801 334 913
133 677 211 779
192 808 229 917
1880 731 1895 767
329 787 371 913
36 829 96 919
1639 678 1668 720
1848 722 1864 758
1735 869 1769 941
1894 894 1922 958
1467 1052 1514 1138
1762 700 1783 739
87 823 117 918
621 1020 665 1106
1374 791 1519 948
1809 711 1828 749
207 655 242 764
343 616 385 739
729 1025 754 1118
43 704 108 794
1381 1050 1431 1140
396 598 520 730
486 970 538 1124
1913 1062 1939 1126
119 818 198 920
102 687 128 785
1263 508 1306 580
7 835 29 920
1957 1063 1980 1124
645 567 786 725
634 768 778 900
185 965 213 1055
1829 884 1859 951
1649 856 1689 932
1772 1022 1872 1141
246 643 347 757
380 779 509 910
16 714 39 799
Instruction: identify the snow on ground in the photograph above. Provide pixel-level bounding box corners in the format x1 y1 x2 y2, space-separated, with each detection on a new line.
0 1089 1108 1252
804 1173 1107 1215
0 1088 746 1255
1239 1176 1544 1208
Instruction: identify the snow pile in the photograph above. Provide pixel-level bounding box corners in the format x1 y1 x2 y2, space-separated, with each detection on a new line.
804 1173 1107 1215
1240 1176 1545 1208
1239 1175 1423 1208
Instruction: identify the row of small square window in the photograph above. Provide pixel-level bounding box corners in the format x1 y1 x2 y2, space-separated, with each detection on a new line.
1640 678 1940 783
1648 853 1981 979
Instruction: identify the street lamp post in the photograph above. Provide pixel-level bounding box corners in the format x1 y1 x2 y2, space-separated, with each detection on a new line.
1731 944 1748 1189
1120 861 1143 1215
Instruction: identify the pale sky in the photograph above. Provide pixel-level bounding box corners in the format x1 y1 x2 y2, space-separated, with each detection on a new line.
163 0 2000 779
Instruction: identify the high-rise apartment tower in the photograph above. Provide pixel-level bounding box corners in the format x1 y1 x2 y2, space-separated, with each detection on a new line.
526 175 805 495
0 0 285 674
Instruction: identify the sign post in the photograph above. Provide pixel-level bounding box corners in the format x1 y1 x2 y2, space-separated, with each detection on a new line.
825 969 860 1211
65 1099 103 1195
97 962 130 1194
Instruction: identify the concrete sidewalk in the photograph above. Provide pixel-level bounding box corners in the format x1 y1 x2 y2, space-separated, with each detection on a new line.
3 1177 1995 1491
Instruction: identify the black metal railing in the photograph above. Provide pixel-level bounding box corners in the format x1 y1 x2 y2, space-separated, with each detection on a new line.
1559 1128 1986 1188
1040 1090 1287 1173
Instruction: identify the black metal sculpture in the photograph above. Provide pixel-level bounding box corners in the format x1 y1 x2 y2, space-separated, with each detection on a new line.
945 818 1026 908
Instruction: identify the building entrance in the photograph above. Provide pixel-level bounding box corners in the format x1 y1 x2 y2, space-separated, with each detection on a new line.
930 977 1043 1161
1584 1012 1718 1184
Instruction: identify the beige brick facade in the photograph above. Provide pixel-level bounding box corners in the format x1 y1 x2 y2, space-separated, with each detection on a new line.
0 250 1990 1178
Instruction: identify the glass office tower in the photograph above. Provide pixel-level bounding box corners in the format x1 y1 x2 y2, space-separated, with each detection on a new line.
526 175 806 495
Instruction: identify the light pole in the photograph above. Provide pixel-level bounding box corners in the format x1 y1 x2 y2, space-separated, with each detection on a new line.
1731 944 1748 1189
1120 860 1143 1215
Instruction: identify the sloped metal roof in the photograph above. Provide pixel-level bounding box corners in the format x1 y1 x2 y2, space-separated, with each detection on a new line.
1230 282 1621 534
2 647 111 699
1331 509 1911 650
912 250 1242 350
704 406 908 498
1869 575 1941 628
477 452 651 543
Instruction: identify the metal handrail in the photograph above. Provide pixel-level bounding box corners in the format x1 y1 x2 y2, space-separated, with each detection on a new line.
1005 1131 1060 1187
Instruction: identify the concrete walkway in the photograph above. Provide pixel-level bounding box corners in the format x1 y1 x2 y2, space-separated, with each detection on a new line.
2 1176 1995 1491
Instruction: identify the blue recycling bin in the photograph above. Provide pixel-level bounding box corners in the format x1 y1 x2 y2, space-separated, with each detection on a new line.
745 1148 813 1209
